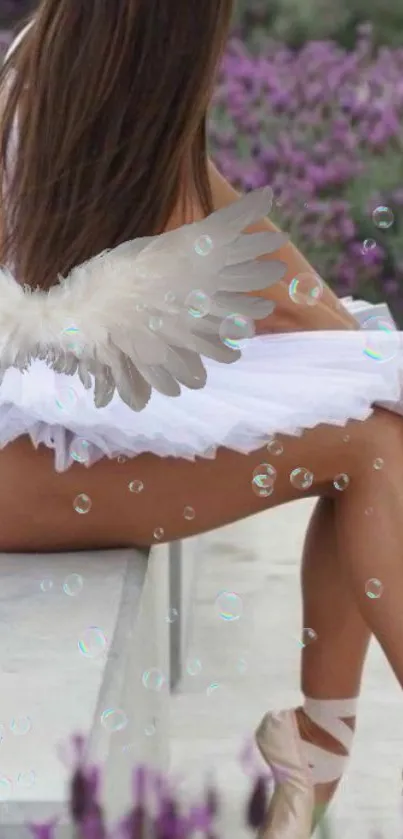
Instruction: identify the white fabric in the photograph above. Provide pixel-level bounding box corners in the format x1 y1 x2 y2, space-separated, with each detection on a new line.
301 696 358 784
0 301 401 471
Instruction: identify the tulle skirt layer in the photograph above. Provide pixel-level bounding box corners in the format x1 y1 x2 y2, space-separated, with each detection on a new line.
0 324 402 472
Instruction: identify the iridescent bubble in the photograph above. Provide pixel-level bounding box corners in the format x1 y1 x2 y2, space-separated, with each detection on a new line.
117 455 127 464
142 668 165 692
144 720 157 737
252 463 277 498
289 273 323 306
165 608 178 624
55 386 77 411
186 658 202 676
71 439 91 464
149 316 163 332
194 234 214 256
343 434 351 443
362 315 400 362
372 205 394 229
300 628 318 647
362 238 377 254
373 458 384 470
73 493 92 514
10 717 32 736
101 708 128 732
206 682 220 696
17 771 36 788
0 777 11 802
153 527 164 541
183 506 195 520
365 578 383 599
266 438 284 456
185 290 211 318
290 467 314 490
63 573 84 597
129 480 144 494
219 314 255 349
333 473 350 491
165 291 177 305
215 590 243 621
40 578 53 592
78 626 107 658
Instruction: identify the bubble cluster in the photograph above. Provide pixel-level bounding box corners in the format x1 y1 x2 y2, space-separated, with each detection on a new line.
194 234 214 256
40 578 53 592
365 578 383 599
101 708 128 733
290 467 314 491
300 628 318 647
289 273 323 306
185 290 211 318
219 314 255 349
71 439 90 464
78 626 107 658
63 573 84 597
73 493 92 515
129 480 144 494
142 668 165 692
333 473 350 491
372 205 394 230
165 608 178 624
10 717 32 736
252 463 276 498
215 590 243 621
266 438 284 456
186 658 202 676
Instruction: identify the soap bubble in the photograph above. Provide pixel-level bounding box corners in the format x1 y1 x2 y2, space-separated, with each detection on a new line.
290 467 314 490
266 438 284 456
207 682 220 696
117 455 127 464
183 506 196 520
186 658 202 676
362 238 377 253
219 314 255 349
365 578 383 599
101 708 128 732
185 290 211 318
63 573 84 597
78 626 107 658
215 590 243 621
289 273 323 306
17 771 36 788
372 205 394 229
71 439 91 464
300 628 318 647
252 463 276 498
40 578 53 592
55 386 78 412
129 480 144 494
194 234 214 256
142 668 165 692
165 608 178 624
333 473 350 491
362 315 400 362
373 458 384 470
144 720 157 737
149 316 163 332
237 658 248 675
73 493 92 514
10 717 32 736
153 527 164 541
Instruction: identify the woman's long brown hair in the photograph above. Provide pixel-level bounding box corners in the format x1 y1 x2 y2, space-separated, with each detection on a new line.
0 0 233 289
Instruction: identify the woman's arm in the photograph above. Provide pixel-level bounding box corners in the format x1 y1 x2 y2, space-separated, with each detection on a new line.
208 160 358 334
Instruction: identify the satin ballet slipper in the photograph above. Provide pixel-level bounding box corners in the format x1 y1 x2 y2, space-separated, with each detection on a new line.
254 698 357 838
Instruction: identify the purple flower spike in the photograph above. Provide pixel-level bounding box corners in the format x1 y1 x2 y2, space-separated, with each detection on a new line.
246 776 268 829
28 820 58 839
132 766 149 806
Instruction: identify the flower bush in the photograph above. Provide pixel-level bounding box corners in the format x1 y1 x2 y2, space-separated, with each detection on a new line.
209 24 403 322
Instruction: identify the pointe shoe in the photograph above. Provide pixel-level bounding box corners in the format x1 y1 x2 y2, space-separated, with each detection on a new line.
254 698 358 838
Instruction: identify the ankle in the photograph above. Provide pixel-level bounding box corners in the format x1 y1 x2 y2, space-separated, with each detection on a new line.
295 707 353 757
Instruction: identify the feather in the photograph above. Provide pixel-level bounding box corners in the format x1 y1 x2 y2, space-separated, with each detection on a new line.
0 188 288 411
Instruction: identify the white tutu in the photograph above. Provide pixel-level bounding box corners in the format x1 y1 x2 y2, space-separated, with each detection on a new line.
0 298 402 472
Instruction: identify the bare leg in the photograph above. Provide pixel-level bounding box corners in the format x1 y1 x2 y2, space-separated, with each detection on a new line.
297 497 371 820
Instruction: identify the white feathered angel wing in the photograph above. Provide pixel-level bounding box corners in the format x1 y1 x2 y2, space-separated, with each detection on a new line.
0 186 288 411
